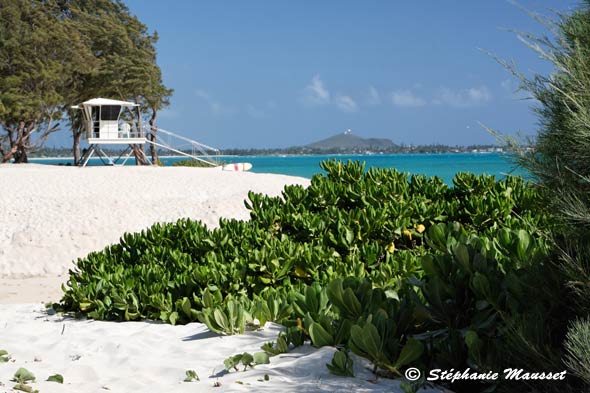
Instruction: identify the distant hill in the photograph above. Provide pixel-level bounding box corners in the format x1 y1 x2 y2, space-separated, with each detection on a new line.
306 130 396 150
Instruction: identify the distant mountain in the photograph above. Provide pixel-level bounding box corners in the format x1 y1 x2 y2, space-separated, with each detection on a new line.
306 130 395 150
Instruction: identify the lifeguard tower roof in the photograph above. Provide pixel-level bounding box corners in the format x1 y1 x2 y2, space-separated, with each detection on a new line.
71 98 138 109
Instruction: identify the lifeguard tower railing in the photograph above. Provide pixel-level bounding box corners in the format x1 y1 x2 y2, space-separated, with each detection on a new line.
143 126 221 166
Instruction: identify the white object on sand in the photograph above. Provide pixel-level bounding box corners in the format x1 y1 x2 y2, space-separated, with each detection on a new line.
222 162 253 172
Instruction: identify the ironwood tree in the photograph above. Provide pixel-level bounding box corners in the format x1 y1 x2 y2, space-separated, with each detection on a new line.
54 0 172 165
0 0 172 164
0 0 92 163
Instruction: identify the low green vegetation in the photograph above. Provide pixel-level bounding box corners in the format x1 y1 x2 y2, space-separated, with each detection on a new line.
183 370 199 382
327 349 354 377
46 374 63 384
172 159 224 168
224 352 270 372
57 159 565 392
12 368 36 393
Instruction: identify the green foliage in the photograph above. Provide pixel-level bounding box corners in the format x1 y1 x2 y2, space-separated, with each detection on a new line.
183 370 199 382
327 349 354 377
0 0 95 162
492 4 590 391
197 298 247 335
12 368 35 384
12 367 37 392
224 352 270 372
0 349 9 363
46 374 64 384
564 318 590 384
0 0 172 163
58 160 555 391
173 159 225 168
261 333 290 356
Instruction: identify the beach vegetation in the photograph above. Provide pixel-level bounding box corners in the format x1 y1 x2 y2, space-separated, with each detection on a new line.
12 367 36 392
224 352 269 372
183 369 199 382
46 374 64 384
326 349 355 377
491 2 590 390
261 334 290 356
564 318 590 385
57 159 557 392
0 349 9 363
0 0 93 163
173 159 225 168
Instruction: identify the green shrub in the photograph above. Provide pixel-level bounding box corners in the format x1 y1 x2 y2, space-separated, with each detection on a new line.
565 318 590 384
57 160 556 392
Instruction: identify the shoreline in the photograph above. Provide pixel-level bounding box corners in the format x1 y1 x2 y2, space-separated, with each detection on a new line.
28 151 509 161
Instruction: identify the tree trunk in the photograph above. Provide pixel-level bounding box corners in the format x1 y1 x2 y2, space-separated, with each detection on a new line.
13 144 28 163
2 123 22 163
73 129 82 165
149 106 158 164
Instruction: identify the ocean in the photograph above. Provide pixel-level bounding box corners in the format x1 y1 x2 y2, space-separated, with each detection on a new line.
28 153 524 185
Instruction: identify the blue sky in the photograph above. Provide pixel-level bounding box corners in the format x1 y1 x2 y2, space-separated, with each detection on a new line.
53 1 579 149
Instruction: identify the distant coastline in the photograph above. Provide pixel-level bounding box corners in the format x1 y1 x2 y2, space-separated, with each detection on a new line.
30 144 513 160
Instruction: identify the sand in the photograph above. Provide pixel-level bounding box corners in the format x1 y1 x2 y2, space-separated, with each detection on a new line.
0 164 440 392
0 304 445 393
0 164 309 302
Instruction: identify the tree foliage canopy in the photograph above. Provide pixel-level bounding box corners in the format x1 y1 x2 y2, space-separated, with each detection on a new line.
0 0 172 163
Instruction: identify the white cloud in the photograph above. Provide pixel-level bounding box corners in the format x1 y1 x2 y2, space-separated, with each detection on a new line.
246 104 266 118
302 74 330 106
433 86 491 107
195 89 233 115
391 90 426 107
335 95 358 112
367 86 381 105
195 90 211 100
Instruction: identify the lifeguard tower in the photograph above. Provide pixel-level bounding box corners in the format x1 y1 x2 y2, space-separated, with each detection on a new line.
71 98 222 167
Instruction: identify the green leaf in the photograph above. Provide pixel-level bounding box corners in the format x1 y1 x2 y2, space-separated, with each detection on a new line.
326 349 355 377
184 369 199 382
180 297 191 318
309 322 334 347
213 309 229 332
394 339 423 368
453 244 471 272
253 352 270 365
47 374 64 383
305 286 319 315
360 323 382 359
13 383 33 393
13 368 35 383
224 354 243 371
169 311 179 326
516 229 531 260
241 352 254 368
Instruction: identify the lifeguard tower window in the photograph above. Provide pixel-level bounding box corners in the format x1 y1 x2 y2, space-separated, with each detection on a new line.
100 105 121 121
91 107 99 137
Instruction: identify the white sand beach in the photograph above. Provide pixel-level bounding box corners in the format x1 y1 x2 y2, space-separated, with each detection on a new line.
0 165 438 392
0 164 309 302
0 304 443 393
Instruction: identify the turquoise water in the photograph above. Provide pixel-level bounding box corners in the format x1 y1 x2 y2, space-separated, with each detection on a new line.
29 153 524 184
